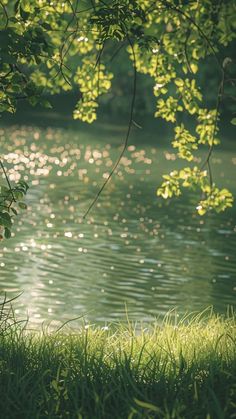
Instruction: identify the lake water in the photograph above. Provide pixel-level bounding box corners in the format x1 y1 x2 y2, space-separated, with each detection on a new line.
0 121 235 327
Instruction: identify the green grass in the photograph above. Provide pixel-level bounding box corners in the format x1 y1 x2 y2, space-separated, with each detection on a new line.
0 306 235 419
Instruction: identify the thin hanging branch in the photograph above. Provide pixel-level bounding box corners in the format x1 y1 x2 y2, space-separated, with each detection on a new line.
83 36 137 218
95 39 106 98
200 65 226 186
184 29 193 74
95 41 105 69
109 42 126 63
147 0 222 70
160 0 223 71
0 159 15 203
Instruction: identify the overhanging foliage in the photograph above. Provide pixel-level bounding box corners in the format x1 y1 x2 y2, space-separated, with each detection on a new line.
0 0 236 236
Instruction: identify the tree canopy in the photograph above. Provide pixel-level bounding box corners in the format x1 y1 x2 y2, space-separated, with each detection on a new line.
0 0 236 238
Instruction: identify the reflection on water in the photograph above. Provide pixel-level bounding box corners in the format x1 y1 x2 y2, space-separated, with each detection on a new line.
0 124 236 327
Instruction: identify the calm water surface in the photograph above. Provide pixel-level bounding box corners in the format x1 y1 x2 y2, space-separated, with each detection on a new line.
0 122 236 327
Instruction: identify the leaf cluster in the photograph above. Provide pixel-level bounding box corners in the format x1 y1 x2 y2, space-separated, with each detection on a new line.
0 179 28 239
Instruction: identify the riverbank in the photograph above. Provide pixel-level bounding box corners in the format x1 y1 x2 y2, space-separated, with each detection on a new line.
0 309 235 419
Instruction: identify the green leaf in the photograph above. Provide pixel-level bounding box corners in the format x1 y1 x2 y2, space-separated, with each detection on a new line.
18 201 27 210
0 212 12 228
197 206 206 216
14 0 21 14
40 99 52 109
175 78 184 87
0 185 10 194
231 118 236 125
4 227 11 239
11 207 18 215
14 190 24 200
17 180 29 192
20 6 30 20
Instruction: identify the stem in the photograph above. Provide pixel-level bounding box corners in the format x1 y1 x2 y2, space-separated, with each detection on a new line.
160 0 223 71
83 36 137 218
0 160 15 203
200 67 225 186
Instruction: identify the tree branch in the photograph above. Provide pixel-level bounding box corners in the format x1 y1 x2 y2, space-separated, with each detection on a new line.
160 0 223 71
83 36 137 218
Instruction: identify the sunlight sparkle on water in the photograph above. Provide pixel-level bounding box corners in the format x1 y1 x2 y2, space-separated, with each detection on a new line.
0 125 235 326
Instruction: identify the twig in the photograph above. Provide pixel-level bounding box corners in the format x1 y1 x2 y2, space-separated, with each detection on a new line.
95 40 105 98
0 68 13 82
109 42 125 63
160 0 223 71
0 160 15 203
76 5 96 15
95 41 105 69
83 36 137 218
184 29 193 74
200 67 226 186
55 0 80 87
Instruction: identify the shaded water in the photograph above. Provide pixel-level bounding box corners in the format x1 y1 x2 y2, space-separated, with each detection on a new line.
0 122 236 327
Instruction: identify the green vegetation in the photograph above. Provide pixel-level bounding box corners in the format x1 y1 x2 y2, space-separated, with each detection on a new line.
0 178 28 240
0 303 235 418
0 0 236 232
1 4 235 418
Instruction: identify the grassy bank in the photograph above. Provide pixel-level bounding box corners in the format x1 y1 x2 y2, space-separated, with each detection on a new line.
0 309 235 419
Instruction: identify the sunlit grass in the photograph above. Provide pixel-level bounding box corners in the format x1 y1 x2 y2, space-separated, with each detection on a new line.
0 306 235 418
